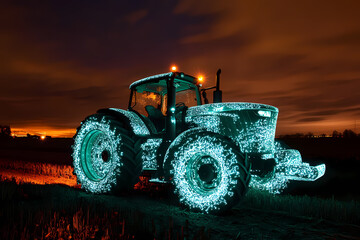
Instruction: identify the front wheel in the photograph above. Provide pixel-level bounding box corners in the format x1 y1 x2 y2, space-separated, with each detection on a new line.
164 130 251 213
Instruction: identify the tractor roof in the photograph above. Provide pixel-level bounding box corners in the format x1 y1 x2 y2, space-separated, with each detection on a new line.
129 72 198 90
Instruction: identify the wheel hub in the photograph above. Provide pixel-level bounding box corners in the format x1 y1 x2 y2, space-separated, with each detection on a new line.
81 130 113 181
198 164 217 184
101 150 110 162
186 155 222 193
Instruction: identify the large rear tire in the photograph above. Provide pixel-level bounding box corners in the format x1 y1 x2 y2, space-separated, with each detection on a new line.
164 130 251 213
72 114 141 193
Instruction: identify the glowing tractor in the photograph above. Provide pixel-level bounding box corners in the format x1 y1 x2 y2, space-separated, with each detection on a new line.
72 69 325 213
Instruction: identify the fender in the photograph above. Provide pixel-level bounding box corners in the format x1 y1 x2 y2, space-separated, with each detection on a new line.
97 108 154 136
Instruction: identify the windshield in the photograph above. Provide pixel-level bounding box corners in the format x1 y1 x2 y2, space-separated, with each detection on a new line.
175 89 198 107
130 79 200 116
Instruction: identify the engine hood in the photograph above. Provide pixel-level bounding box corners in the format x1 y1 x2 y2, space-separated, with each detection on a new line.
186 102 278 116
185 102 279 155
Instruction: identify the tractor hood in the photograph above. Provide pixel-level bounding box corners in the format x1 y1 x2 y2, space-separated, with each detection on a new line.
185 102 279 155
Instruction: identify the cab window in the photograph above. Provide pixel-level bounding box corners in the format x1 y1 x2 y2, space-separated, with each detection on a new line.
130 91 162 117
175 88 198 108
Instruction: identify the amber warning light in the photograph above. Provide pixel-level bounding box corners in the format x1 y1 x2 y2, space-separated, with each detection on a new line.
198 75 204 82
171 65 177 72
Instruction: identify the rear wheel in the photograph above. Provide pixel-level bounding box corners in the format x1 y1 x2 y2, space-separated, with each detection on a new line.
72 114 141 193
165 130 251 213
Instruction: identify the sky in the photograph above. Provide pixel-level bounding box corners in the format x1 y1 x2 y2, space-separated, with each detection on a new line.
0 0 360 137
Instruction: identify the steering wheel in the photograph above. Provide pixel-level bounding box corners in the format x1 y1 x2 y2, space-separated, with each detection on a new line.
175 102 186 108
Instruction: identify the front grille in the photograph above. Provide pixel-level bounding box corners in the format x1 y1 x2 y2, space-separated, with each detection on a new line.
233 110 278 154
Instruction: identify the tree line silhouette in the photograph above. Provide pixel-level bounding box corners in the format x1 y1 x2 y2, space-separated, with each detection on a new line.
1 124 359 140
279 129 359 139
0 125 11 140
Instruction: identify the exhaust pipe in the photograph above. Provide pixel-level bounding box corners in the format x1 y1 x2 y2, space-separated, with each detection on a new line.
213 68 222 103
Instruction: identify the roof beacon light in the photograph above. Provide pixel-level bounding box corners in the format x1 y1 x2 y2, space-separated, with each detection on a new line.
198 75 204 82
171 65 177 72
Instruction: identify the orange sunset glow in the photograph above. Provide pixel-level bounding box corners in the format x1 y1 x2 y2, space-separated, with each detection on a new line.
11 127 76 138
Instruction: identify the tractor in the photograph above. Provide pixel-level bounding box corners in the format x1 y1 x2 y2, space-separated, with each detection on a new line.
72 69 325 213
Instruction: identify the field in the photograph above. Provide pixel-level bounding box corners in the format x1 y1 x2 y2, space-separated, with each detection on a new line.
1 137 360 239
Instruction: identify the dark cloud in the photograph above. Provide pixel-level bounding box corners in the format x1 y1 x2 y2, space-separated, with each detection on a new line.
312 31 360 47
0 0 360 136
297 117 326 123
124 9 149 25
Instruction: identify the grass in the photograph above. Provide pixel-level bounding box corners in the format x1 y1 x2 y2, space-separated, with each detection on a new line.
1 136 360 239
0 159 74 179
0 179 359 240
0 180 211 240
243 189 360 224
0 159 77 186
1 159 359 225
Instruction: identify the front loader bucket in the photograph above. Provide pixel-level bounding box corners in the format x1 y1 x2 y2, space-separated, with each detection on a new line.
274 149 326 181
249 149 326 194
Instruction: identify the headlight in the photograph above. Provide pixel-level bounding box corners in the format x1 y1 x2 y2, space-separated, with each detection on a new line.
258 110 271 117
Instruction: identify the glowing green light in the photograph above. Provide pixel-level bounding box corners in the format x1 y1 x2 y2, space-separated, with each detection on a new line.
258 110 271 117
141 138 162 170
73 72 327 213
214 106 224 112
72 115 123 193
185 102 326 194
164 129 249 213
109 108 151 136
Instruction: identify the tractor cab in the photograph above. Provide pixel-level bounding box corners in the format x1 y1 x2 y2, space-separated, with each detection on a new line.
128 72 202 134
